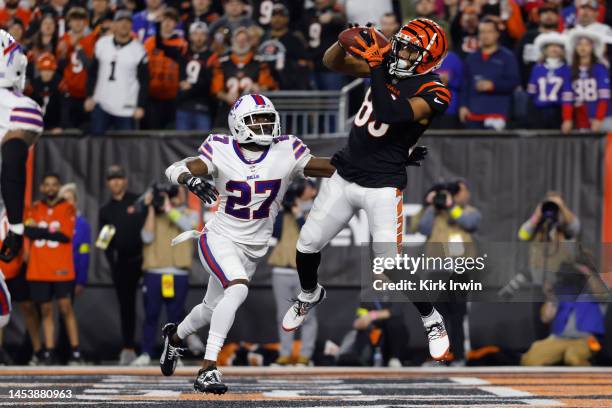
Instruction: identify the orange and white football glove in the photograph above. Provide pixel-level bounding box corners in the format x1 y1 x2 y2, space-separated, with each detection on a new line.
349 28 391 68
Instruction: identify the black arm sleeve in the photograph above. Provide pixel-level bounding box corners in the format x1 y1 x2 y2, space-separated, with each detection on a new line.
24 226 70 243
370 66 415 124
137 56 149 109
86 56 99 97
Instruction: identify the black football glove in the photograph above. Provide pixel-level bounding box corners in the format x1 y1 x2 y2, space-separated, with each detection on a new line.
0 230 23 262
183 176 218 204
407 146 428 167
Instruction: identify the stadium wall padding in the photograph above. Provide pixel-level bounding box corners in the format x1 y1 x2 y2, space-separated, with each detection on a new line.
32 133 606 285
9 132 604 357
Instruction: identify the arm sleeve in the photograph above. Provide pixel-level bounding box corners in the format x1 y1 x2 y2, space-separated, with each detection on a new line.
369 66 417 123
86 54 99 97
137 54 149 109
417 206 435 237
595 66 610 120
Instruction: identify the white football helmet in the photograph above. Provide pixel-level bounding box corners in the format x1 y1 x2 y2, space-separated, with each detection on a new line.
228 94 281 146
0 30 27 91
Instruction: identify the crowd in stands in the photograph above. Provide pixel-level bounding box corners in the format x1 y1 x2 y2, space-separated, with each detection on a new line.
0 0 610 134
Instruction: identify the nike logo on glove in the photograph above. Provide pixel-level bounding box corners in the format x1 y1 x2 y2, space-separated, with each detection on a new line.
434 97 445 104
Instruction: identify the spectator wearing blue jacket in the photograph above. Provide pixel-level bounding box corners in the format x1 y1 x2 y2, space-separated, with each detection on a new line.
59 183 91 295
459 19 520 131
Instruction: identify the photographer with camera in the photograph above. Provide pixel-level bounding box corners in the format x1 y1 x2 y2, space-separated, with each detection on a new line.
417 178 481 365
131 184 201 366
521 248 608 366
518 192 580 243
269 179 318 366
518 192 581 341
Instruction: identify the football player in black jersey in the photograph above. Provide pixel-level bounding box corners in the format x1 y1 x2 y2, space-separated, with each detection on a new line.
282 18 452 362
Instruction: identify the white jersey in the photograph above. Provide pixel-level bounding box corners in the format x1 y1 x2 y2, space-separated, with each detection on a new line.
93 36 147 117
198 134 312 246
0 88 43 137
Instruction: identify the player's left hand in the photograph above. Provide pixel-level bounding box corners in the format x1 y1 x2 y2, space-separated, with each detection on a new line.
184 176 219 204
349 28 391 68
0 230 23 263
407 146 428 166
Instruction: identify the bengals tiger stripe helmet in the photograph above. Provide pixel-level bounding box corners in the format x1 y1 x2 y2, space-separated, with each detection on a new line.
388 18 448 78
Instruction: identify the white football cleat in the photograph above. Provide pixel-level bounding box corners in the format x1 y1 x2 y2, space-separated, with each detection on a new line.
422 309 450 361
282 285 326 332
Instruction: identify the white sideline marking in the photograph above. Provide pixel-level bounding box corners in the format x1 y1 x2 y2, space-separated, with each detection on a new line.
140 390 182 397
83 389 120 394
479 386 532 397
450 377 490 386
521 399 564 406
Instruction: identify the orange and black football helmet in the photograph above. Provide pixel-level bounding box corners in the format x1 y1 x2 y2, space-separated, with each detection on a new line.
388 18 448 78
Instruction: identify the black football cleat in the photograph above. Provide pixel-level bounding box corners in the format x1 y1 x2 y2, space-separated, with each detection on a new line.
159 323 184 376
193 367 228 395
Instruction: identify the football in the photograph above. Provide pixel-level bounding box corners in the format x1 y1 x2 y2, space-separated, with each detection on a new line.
338 27 390 59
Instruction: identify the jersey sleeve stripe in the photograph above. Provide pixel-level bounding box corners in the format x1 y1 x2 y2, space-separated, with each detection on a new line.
10 116 44 127
199 148 212 160
202 143 213 154
294 145 307 160
415 81 442 95
13 107 43 117
292 138 302 149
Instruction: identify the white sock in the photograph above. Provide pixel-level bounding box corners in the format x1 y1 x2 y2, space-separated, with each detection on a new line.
177 277 225 340
177 303 214 340
298 284 322 302
422 308 442 326
204 284 249 362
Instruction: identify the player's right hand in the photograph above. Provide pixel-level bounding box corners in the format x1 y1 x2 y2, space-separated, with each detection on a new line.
0 231 23 263
184 176 219 204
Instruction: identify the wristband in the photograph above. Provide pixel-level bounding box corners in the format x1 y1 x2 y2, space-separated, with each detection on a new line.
165 161 190 185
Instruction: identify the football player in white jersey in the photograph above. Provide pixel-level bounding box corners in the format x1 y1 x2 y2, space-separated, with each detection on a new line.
0 30 44 328
161 94 335 394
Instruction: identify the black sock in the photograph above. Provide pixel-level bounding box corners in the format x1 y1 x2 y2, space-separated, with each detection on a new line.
1 138 28 226
414 302 434 318
296 250 320 292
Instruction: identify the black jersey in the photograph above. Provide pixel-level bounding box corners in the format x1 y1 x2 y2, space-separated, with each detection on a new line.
331 71 451 190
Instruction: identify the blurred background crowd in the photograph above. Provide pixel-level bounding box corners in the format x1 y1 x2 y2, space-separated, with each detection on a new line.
1 0 610 134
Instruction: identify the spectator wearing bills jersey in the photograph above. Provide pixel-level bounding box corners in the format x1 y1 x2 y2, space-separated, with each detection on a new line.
132 0 166 42
526 32 574 132
567 27 610 131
